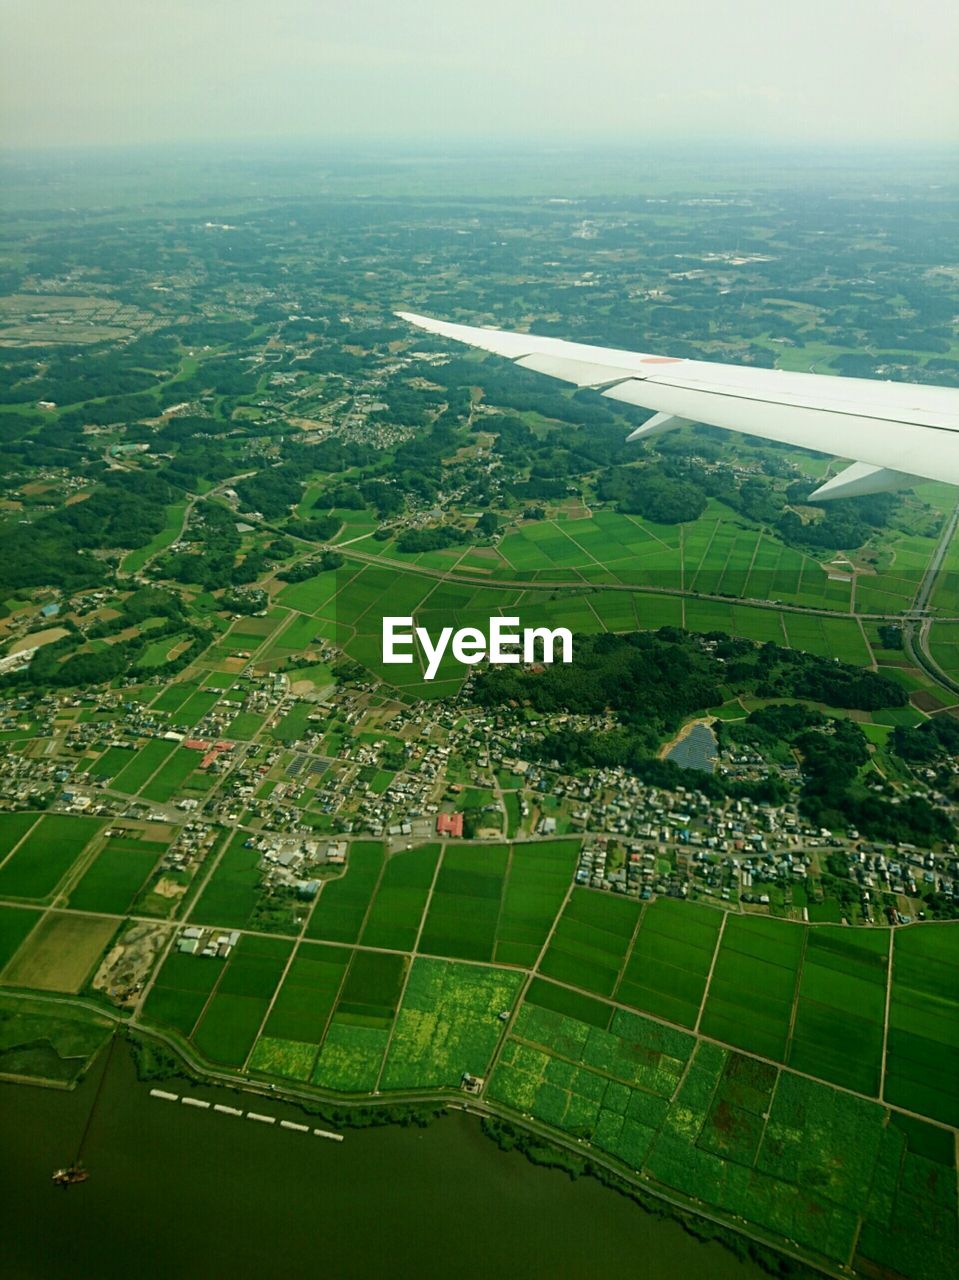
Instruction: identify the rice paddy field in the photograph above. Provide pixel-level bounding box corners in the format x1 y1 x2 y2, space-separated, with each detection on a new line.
0 814 104 902
0 912 116 993
488 992 957 1280
66 836 168 916
885 923 959 1127
265 542 886 699
0 804 953 1280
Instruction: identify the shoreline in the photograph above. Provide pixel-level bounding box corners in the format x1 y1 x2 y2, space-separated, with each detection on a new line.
7 1021 838 1280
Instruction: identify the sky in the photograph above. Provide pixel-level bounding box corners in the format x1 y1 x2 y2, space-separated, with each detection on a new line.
2 0 958 150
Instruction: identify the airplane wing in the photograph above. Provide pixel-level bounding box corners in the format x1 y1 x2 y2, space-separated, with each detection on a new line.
396 311 959 500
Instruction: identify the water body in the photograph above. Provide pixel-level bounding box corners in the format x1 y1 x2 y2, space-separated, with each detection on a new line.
0 1044 765 1280
666 722 719 773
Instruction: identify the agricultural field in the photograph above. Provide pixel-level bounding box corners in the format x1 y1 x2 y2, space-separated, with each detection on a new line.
3 154 959 1280
885 923 959 1127
698 913 804 1061
325 556 879 697
359 843 441 951
189 832 267 930
0 912 115 993
538 888 637 996
67 836 167 916
614 897 723 1028
380 958 523 1091
140 749 202 803
259 944 349 1047
788 926 889 1095
309 950 407 1091
110 739 176 794
417 844 511 962
0 814 104 901
0 906 41 972
187 935 291 1067
490 985 957 1280
492 839 580 967
306 842 385 944
0 813 41 858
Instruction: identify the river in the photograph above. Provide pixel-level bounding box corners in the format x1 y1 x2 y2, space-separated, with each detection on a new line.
0 1044 765 1280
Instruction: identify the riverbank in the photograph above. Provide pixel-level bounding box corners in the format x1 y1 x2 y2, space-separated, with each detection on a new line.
0 1039 768 1280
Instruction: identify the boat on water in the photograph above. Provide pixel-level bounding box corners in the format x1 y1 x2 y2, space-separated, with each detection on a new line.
52 1164 89 1187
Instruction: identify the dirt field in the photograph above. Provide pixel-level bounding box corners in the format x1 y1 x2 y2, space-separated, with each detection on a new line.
7 626 69 656
1 912 116 992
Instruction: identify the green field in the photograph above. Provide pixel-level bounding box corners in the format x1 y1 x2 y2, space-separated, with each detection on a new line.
490 992 956 1279
380 958 523 1091
0 814 103 901
789 926 889 1095
615 898 723 1028
538 889 638 996
0 814 40 857
306 842 385 944
140 748 200 803
0 906 41 972
418 844 511 962
191 934 293 1067
359 843 440 951
189 831 263 930
885 924 959 1127
257 943 348 1051
0 994 114 1085
67 837 167 915
492 839 580 967
699 914 804 1061
111 739 176 794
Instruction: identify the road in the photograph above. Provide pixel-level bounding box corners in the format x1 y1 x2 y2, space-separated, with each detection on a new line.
903 497 959 695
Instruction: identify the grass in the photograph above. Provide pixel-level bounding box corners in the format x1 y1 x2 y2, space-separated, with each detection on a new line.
0 993 113 1085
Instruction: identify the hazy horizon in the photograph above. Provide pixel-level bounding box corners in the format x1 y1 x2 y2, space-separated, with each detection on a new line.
3 0 958 151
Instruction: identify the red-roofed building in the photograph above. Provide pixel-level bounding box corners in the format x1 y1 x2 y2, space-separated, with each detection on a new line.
436 812 464 838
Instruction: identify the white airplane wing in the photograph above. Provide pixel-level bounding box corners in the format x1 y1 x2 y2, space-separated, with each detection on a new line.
397 311 959 500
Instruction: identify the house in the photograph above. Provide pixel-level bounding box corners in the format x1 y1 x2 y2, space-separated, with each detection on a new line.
436 812 464 838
